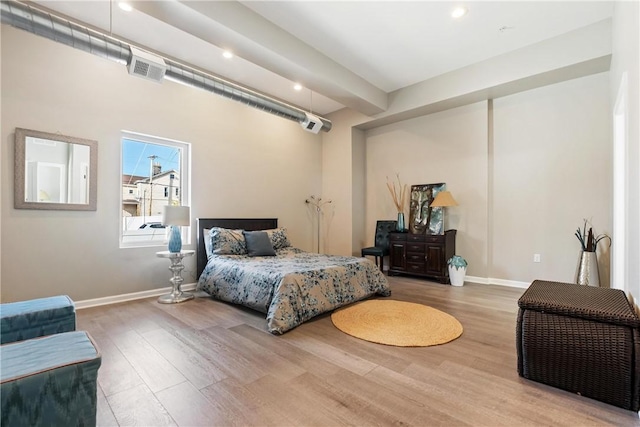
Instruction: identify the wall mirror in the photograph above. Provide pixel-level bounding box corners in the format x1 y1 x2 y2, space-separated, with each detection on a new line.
14 128 97 210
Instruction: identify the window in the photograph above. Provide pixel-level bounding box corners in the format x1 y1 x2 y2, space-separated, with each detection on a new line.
120 131 191 248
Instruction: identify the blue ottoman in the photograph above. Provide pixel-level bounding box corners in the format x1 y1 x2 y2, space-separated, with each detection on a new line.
1 331 102 426
0 295 76 344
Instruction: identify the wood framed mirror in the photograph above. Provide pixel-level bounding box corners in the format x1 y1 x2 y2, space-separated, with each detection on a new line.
14 128 97 210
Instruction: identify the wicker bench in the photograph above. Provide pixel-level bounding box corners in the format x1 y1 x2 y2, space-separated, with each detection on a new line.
517 280 640 411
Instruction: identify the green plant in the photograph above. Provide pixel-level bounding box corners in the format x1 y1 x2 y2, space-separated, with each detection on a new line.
447 255 468 269
575 219 611 252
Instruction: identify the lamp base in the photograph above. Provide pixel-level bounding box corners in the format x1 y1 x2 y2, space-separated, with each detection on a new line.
157 251 194 304
168 225 182 253
158 290 194 304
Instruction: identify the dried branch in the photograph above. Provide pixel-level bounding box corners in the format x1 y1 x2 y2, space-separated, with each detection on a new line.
386 173 407 213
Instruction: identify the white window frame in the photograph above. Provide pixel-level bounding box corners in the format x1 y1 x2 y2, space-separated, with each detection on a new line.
119 130 191 249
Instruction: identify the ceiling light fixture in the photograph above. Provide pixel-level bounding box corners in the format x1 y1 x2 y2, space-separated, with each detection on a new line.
451 6 467 19
222 50 233 59
294 83 302 91
118 2 133 12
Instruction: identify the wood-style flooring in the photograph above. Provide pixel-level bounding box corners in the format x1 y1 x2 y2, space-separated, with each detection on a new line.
77 276 640 426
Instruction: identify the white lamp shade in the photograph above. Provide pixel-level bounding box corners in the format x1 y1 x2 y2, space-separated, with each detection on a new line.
162 205 190 226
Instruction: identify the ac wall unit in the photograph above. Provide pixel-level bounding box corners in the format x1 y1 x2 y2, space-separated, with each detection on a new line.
127 47 166 83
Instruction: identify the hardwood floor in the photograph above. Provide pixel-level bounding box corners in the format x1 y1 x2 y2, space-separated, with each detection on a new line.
77 276 640 426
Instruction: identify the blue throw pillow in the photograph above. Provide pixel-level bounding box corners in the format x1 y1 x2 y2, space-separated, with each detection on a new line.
243 231 276 257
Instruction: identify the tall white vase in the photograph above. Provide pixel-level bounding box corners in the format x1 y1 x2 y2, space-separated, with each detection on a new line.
449 266 466 287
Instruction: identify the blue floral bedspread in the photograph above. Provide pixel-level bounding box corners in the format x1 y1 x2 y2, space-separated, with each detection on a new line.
197 247 391 334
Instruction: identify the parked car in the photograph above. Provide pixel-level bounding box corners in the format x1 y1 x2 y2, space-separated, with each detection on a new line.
139 222 165 229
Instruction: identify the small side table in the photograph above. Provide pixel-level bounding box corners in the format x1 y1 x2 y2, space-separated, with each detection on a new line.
156 250 195 304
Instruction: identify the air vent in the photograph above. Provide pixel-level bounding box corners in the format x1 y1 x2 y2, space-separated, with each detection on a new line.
127 47 166 83
300 112 323 134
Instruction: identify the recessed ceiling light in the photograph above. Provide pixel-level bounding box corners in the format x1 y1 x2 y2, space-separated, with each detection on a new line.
451 6 467 19
118 2 133 12
222 51 233 59
293 83 302 91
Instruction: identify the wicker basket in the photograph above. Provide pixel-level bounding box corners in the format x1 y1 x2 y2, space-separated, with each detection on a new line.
517 280 640 411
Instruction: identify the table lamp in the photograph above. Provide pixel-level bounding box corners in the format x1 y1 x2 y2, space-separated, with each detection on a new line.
162 205 190 252
430 191 458 233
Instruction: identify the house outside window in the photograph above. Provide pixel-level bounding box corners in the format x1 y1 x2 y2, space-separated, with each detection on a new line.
120 131 191 248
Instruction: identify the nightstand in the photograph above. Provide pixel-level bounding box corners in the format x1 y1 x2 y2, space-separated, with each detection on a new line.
156 250 195 304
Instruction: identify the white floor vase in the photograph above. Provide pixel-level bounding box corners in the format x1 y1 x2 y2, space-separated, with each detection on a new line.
449 266 466 286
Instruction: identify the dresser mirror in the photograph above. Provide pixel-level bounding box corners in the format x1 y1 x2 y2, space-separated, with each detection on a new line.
14 128 97 210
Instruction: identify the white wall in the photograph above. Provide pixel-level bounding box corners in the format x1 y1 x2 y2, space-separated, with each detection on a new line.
351 127 366 256
493 73 612 286
321 108 370 256
610 1 640 302
365 102 489 278
356 74 612 287
1 26 322 302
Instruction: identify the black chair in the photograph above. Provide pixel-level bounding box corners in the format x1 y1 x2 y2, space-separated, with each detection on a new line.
361 220 397 272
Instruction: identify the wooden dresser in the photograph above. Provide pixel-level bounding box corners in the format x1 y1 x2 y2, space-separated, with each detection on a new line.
388 230 456 284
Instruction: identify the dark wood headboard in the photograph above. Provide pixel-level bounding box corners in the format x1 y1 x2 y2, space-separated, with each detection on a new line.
196 218 278 279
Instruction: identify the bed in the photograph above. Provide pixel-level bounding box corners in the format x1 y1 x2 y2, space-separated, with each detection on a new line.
196 218 391 334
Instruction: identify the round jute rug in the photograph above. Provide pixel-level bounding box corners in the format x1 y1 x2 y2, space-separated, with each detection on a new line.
331 299 463 347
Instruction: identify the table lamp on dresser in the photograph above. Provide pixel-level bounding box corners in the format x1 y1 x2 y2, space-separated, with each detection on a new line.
430 191 458 232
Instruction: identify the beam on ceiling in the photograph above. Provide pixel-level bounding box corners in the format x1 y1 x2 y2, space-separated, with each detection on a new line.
131 0 388 116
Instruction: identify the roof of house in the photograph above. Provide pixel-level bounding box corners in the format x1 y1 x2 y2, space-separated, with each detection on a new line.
122 174 147 185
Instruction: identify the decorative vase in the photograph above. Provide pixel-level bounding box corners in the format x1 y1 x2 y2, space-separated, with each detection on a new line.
575 250 600 286
396 213 405 232
168 225 182 253
447 255 467 286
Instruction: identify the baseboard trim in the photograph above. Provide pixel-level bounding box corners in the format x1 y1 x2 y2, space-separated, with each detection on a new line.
465 275 490 285
465 275 530 288
75 283 198 309
75 275 530 310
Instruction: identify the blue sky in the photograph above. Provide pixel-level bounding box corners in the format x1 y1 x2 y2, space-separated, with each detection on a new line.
123 139 180 177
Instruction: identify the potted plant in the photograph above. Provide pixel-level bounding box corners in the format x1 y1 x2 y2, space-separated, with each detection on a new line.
447 255 467 287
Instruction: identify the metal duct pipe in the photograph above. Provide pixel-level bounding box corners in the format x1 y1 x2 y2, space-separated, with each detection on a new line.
0 0 332 132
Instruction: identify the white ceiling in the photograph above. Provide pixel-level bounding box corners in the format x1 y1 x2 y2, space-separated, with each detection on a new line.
31 0 614 116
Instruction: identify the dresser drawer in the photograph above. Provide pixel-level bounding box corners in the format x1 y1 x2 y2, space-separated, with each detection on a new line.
407 234 425 242
424 235 444 243
406 263 425 273
389 233 407 241
406 243 424 253
407 253 424 263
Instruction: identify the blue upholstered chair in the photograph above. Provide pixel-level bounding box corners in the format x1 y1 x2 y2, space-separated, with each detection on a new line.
361 220 397 272
0 296 101 427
